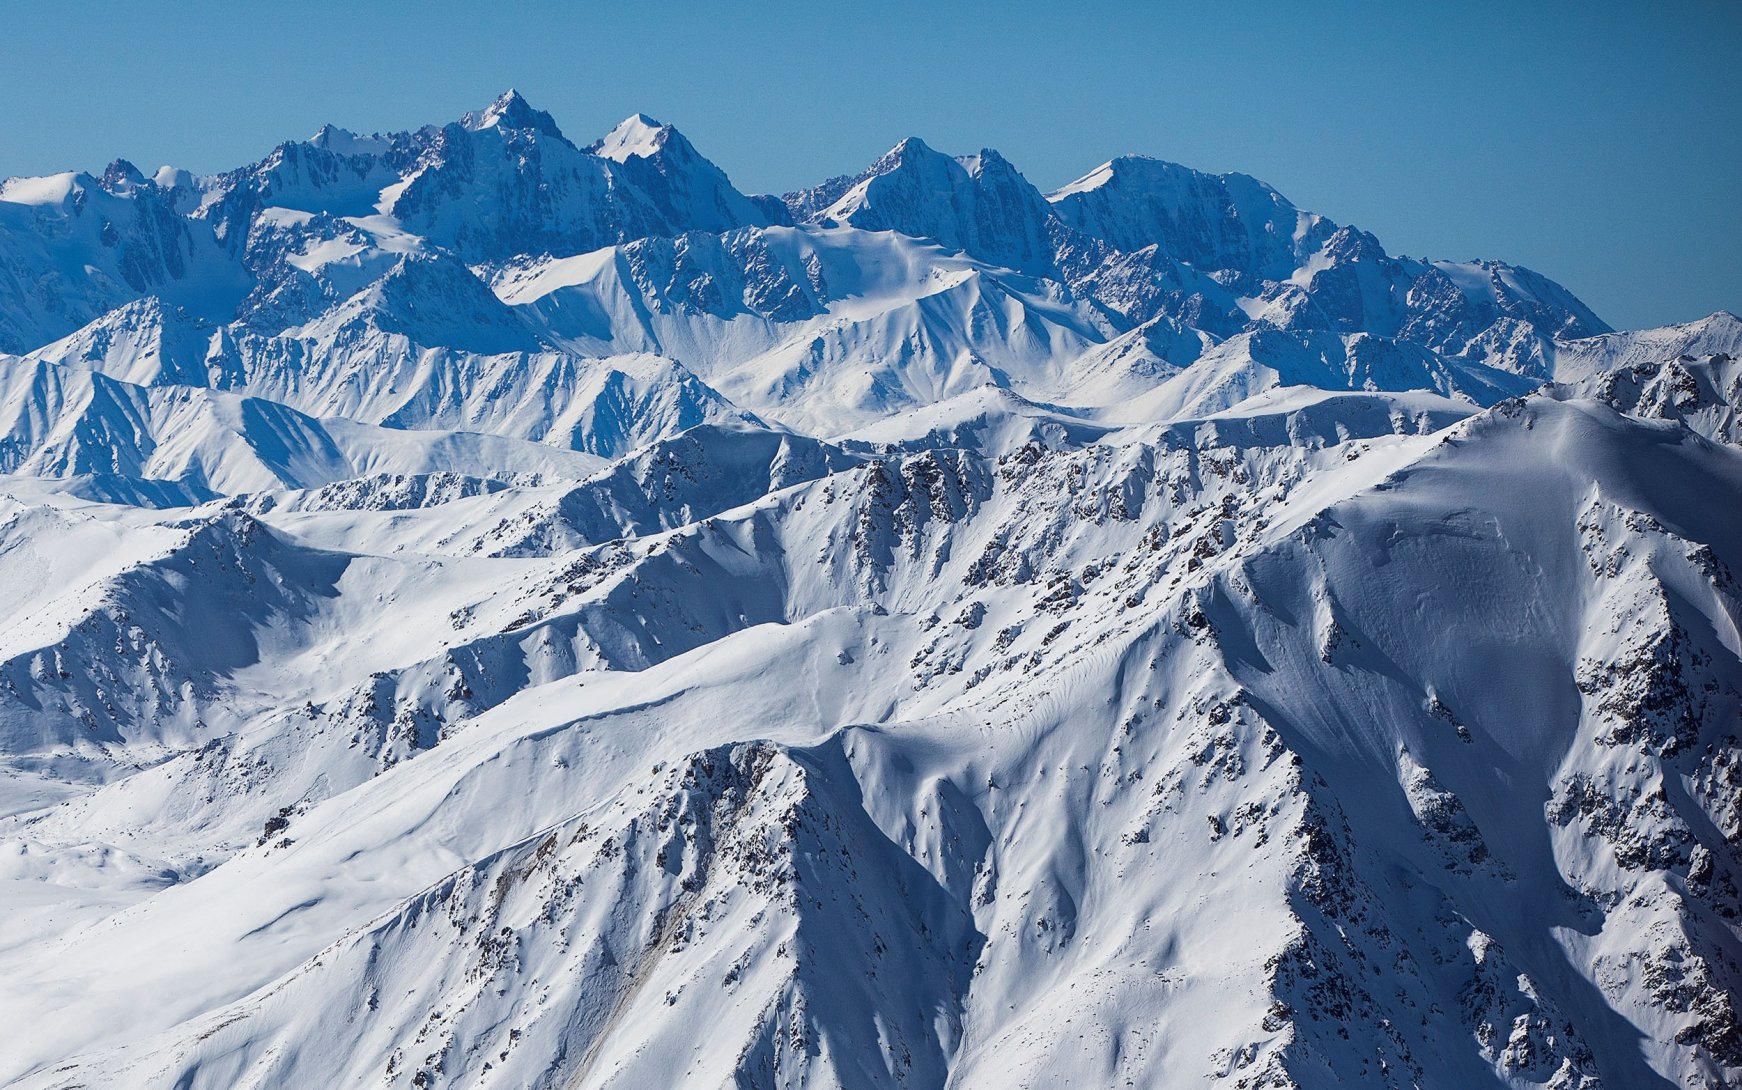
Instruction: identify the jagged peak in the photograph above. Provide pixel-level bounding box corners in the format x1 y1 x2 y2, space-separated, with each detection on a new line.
588 113 675 162
459 89 567 142
849 136 947 178
782 137 1013 225
305 124 392 157
98 159 147 194
956 147 1018 176
861 138 1034 185
883 135 941 162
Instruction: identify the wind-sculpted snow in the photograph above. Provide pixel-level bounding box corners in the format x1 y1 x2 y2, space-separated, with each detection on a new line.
1 92 1739 1090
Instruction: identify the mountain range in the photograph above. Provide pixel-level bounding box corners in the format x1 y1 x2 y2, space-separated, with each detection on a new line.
0 90 1737 1090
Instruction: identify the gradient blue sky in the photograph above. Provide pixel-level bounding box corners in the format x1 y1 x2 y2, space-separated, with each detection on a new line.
3 1 1736 329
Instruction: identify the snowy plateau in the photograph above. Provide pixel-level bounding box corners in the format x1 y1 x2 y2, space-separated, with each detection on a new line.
0 90 1738 1090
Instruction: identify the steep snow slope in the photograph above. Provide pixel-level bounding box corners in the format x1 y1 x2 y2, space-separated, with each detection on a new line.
3 371 1738 1089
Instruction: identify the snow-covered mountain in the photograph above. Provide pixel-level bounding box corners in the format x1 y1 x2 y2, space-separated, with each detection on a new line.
0 92 1737 1090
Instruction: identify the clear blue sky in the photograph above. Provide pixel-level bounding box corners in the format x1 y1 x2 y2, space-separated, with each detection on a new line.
3 1 1736 330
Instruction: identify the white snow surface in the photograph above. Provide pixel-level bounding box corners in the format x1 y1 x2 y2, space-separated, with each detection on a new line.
0 93 1737 1090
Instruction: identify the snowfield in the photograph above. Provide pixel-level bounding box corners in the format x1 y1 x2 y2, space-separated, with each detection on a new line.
0 92 1737 1090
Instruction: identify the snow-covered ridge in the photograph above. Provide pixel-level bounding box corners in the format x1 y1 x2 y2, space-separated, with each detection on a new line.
0 90 1658 439
0 91 1737 1090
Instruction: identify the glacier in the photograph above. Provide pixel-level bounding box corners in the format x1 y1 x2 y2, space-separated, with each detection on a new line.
0 90 1737 1090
